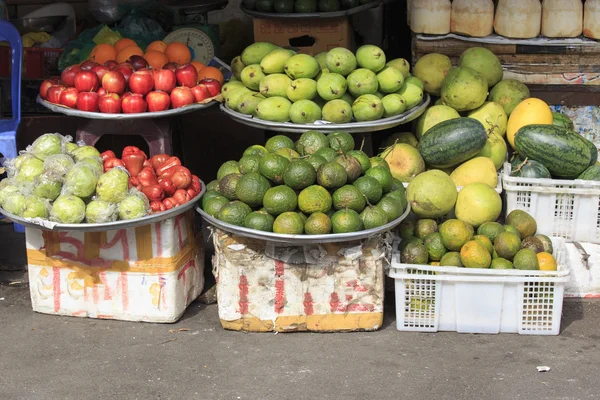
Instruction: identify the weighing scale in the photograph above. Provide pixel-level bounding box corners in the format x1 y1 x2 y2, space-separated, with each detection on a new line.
162 0 229 65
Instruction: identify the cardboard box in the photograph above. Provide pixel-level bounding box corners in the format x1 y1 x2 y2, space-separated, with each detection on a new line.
212 229 387 332
27 210 204 323
253 17 353 55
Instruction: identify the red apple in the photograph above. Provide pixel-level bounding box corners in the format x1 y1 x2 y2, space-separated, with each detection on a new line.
129 71 154 95
146 90 171 112
74 71 100 92
80 60 99 71
128 55 149 70
40 78 60 100
153 69 177 93
104 60 118 70
98 93 122 113
163 62 178 72
191 84 209 103
61 65 82 87
122 93 147 113
170 86 194 108
76 91 99 112
102 71 127 94
122 92 133 99
47 85 66 104
97 87 107 96
114 63 134 83
59 87 79 108
91 65 110 81
176 64 198 88
200 78 222 97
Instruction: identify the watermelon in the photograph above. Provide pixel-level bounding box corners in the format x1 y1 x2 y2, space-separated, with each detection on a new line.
417 118 487 168
577 165 600 181
514 125 593 178
552 112 574 130
510 158 552 179
582 137 598 166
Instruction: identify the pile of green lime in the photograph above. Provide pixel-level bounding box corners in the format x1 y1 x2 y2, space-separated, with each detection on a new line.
202 131 408 235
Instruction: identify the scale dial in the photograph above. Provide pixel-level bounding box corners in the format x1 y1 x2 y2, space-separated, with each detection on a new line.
164 28 215 64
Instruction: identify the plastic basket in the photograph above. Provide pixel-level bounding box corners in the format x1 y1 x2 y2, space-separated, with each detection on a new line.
0 47 63 79
388 237 570 335
502 162 600 244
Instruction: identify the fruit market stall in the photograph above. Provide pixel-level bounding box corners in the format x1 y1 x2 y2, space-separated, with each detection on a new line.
0 133 207 322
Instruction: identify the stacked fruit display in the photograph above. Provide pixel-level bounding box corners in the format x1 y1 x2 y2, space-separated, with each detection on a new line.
242 0 372 13
201 131 408 235
39 38 224 114
223 43 425 124
0 134 202 224
398 210 558 271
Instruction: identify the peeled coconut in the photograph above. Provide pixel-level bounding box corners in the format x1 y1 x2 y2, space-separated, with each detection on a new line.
410 0 452 34
542 0 583 38
584 0 600 39
494 0 542 39
451 0 494 37
458 47 503 88
412 53 453 96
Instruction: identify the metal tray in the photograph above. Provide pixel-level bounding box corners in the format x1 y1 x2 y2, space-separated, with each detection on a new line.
197 202 409 244
220 94 429 133
240 1 381 19
37 95 218 120
0 182 205 232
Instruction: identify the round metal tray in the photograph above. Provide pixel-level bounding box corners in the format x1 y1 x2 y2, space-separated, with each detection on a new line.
197 202 409 244
37 95 219 120
240 1 382 19
220 94 429 133
0 182 205 232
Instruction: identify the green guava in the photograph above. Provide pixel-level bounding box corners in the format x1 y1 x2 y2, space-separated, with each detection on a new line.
43 154 75 177
16 157 44 184
118 195 148 220
33 172 63 200
0 183 20 207
77 157 103 177
30 133 63 160
85 200 117 223
64 164 98 198
96 168 129 203
23 195 48 219
50 194 86 223
3 192 26 216
71 146 101 162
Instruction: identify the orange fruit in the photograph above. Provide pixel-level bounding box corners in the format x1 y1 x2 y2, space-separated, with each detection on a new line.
197 66 224 85
144 50 169 70
146 40 168 53
191 61 206 73
537 252 557 271
116 45 144 64
165 42 192 64
89 44 117 65
114 38 137 53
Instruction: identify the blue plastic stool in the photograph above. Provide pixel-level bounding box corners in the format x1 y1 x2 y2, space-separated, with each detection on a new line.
0 21 23 232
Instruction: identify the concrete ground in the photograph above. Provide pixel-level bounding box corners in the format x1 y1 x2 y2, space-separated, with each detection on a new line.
1 277 599 400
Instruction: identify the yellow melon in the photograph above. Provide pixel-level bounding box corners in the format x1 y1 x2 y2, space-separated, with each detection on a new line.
506 97 553 149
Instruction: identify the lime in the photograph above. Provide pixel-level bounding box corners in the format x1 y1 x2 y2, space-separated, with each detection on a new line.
315 147 338 162
305 212 332 234
201 190 222 207
376 196 405 222
258 153 290 184
334 154 362 182
206 180 220 192
275 147 301 161
243 145 268 158
305 154 327 172
360 206 389 230
390 178 404 192
331 209 364 233
296 131 329 156
219 173 242 200
369 156 390 170
477 222 505 242
297 211 308 223
238 155 261 174
244 211 275 232
503 224 522 240
217 201 252 226
365 166 393 192
347 150 371 173
490 258 514 269
263 185 298 215
353 176 383 204
332 185 366 212
266 135 296 153
203 195 229 217
398 220 415 239
217 160 241 180
328 132 355 152
415 219 438 240
298 185 332 214
473 234 494 254
273 212 305 234
399 236 422 252
235 172 271 207
283 160 317 190
424 232 448 261
316 161 348 189
440 251 463 267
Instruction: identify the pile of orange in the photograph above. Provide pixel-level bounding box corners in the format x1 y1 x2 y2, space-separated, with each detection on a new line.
87 38 224 84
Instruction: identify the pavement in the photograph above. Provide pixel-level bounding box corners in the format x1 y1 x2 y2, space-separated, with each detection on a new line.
1 277 599 400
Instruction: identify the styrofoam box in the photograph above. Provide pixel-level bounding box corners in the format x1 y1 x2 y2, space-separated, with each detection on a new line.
388 237 570 335
503 162 600 244
27 210 204 323
212 229 389 332
563 241 600 298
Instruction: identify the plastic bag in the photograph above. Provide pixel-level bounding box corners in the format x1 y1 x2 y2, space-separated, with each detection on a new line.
50 195 86 224
117 188 150 220
0 179 21 207
117 10 165 48
89 0 148 24
3 191 26 216
85 199 118 223
93 25 123 46
23 195 50 219
62 163 99 198
43 154 75 178
26 133 73 161
77 156 104 177
33 171 64 201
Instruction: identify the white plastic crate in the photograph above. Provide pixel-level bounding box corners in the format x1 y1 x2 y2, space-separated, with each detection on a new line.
388 237 570 335
503 162 600 244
